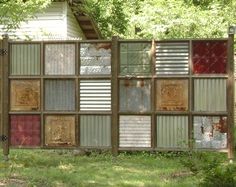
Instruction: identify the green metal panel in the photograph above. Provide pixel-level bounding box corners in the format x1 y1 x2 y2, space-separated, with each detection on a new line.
80 115 111 147
156 116 188 148
10 44 40 75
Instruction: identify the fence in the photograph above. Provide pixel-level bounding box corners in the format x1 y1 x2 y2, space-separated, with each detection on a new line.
0 35 234 159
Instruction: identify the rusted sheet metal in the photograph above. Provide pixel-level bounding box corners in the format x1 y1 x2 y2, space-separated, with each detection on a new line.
120 79 151 112
10 115 41 146
45 80 75 111
194 116 227 149
156 79 188 111
80 115 111 147
120 42 152 75
119 115 151 148
45 44 75 75
80 80 111 111
45 115 76 146
10 44 40 75
156 42 189 75
194 79 226 111
10 80 40 111
192 40 227 74
156 116 188 148
80 43 111 75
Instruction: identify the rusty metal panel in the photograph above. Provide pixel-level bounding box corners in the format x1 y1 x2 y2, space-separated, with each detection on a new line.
10 44 40 75
10 80 40 111
156 79 188 111
192 40 227 74
194 116 227 149
45 80 75 111
45 115 76 146
120 42 152 75
194 79 226 111
119 115 151 148
156 42 189 75
10 115 41 146
120 79 151 112
80 43 111 75
156 116 188 148
80 80 111 111
45 44 75 75
80 115 111 147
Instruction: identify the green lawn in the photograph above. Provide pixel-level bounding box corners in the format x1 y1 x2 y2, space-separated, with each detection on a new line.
0 149 228 187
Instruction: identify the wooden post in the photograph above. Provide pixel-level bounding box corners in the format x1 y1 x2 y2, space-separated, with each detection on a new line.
227 31 234 160
111 36 119 156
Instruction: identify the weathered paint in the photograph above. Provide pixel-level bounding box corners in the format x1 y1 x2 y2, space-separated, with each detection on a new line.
10 44 40 75
80 43 111 75
194 116 227 149
120 42 152 75
45 80 75 111
45 44 75 75
119 115 151 148
10 80 40 111
156 116 188 148
156 42 189 74
194 79 226 111
192 40 227 74
45 115 76 146
10 115 41 146
80 115 111 147
120 79 151 112
80 80 111 111
156 79 188 111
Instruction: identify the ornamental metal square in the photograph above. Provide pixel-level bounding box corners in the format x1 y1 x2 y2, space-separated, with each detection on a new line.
0 49 7 56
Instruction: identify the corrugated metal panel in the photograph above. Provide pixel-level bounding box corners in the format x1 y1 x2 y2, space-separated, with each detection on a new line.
194 79 226 111
120 80 151 112
156 42 189 75
45 44 75 75
119 115 151 148
45 80 75 110
80 43 111 75
10 115 41 146
80 115 111 147
80 80 111 111
156 116 188 148
10 44 40 75
194 116 227 149
120 42 152 75
45 115 76 146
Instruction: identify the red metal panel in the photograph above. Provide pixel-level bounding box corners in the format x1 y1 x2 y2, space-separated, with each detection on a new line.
10 115 40 146
192 41 227 74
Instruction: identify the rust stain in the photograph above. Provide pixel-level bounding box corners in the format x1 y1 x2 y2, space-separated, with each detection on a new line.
10 80 40 111
45 115 75 146
156 79 188 111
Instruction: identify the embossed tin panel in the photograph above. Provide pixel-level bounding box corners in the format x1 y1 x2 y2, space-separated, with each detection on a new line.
119 115 151 148
156 42 189 74
45 44 75 75
192 40 227 74
120 79 151 112
80 115 111 147
10 115 41 146
10 80 40 111
80 80 111 111
194 116 227 149
80 43 111 75
156 116 188 148
45 115 76 146
194 79 226 111
45 80 75 111
156 79 188 111
120 42 152 75
10 44 40 75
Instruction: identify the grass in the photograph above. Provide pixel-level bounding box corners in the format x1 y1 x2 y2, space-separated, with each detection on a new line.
0 149 228 187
